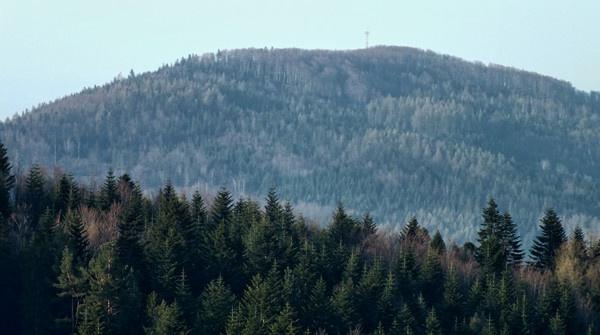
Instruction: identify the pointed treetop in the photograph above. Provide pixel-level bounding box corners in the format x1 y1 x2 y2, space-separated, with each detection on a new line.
210 188 233 226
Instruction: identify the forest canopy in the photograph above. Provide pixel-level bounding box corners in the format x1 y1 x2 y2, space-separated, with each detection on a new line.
1 142 600 334
2 47 600 245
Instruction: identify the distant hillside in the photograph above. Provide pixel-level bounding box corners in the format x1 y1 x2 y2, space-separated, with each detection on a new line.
2 46 600 244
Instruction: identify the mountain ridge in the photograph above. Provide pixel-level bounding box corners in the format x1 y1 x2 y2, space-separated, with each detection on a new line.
2 46 600 244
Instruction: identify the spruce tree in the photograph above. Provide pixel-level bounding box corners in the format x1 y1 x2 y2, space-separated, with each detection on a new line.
210 188 234 227
420 248 444 305
430 230 446 254
78 244 121 335
191 191 207 225
328 203 361 247
393 303 415 335
55 247 86 334
401 217 420 241
395 248 417 292
144 292 189 335
476 199 506 275
244 216 277 275
240 274 273 335
20 209 57 334
443 266 463 329
497 269 516 332
265 187 282 228
501 212 524 266
361 212 377 239
0 142 15 333
225 305 245 335
425 308 442 335
530 209 567 270
199 276 236 334
307 277 332 332
378 271 397 330
152 227 183 300
65 209 89 267
331 277 357 333
549 310 566 335
99 169 119 210
0 141 14 219
571 225 586 260
116 181 145 275
269 303 298 335
174 269 195 330
24 164 47 227
357 259 384 332
55 173 80 217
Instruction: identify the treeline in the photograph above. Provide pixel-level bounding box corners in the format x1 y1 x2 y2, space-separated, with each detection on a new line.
1 141 600 335
3 47 600 244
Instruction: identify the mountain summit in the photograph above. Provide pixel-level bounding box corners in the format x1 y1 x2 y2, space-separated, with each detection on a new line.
2 46 600 243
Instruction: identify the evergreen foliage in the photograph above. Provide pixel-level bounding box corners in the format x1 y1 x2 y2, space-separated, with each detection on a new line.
0 145 597 334
530 209 567 270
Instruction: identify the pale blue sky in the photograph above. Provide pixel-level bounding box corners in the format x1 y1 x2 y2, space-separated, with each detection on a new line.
1 0 599 119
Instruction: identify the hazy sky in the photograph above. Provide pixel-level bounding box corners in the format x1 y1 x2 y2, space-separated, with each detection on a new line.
1 0 599 119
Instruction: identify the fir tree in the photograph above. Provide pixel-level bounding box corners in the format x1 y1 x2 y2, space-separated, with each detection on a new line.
530 209 567 270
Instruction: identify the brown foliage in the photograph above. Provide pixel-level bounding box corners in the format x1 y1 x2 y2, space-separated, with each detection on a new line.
80 204 121 251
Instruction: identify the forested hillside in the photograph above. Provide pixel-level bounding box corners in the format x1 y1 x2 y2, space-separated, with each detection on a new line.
1 143 600 334
2 47 600 244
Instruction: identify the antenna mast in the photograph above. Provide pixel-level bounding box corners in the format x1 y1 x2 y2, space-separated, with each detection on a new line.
365 31 370 48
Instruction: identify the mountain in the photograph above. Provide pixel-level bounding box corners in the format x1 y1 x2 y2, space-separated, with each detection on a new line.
2 46 600 244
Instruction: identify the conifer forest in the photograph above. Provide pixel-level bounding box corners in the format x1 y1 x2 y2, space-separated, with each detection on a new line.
1 141 600 335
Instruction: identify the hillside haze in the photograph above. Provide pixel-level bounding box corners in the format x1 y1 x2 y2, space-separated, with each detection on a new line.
2 46 600 244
